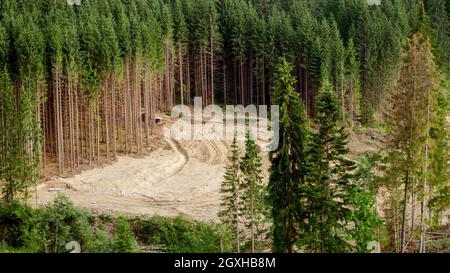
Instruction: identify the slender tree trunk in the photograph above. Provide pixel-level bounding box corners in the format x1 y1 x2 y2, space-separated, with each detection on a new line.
223 58 227 105
210 12 215 105
186 47 191 105
349 81 354 129
111 73 117 157
401 170 409 253
250 185 255 253
104 76 110 159
262 56 266 106
411 180 415 234
419 86 431 253
240 56 244 105
179 43 184 105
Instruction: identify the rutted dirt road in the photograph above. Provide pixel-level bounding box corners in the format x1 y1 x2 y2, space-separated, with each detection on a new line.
35 115 271 222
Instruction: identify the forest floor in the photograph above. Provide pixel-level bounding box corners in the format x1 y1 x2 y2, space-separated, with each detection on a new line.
33 114 384 222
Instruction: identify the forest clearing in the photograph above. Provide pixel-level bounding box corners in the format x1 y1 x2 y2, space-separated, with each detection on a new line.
35 114 254 221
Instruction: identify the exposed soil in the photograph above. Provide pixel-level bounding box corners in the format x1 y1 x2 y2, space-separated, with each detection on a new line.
34 114 271 222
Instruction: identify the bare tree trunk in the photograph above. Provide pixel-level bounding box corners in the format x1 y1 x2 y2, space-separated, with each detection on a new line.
111 73 117 157
179 43 184 105
210 12 215 105
223 59 227 105
419 85 431 253
186 47 191 105
240 56 244 105
250 187 255 253
262 56 266 106
349 81 354 129
104 76 110 159
401 170 409 253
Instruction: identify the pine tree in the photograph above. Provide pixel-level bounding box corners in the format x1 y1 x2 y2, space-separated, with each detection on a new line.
301 80 381 253
345 39 361 128
428 91 449 228
173 0 188 105
240 131 268 253
219 136 242 253
384 32 440 253
331 20 346 124
302 81 353 253
0 69 20 203
353 1 378 124
268 57 309 253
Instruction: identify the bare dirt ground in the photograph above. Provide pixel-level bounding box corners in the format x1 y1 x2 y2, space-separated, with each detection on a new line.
34 114 271 222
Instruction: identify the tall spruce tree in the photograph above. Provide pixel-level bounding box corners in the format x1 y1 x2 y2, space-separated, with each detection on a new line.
0 69 20 203
240 131 268 253
219 136 242 253
345 39 361 128
301 80 381 253
268 57 309 253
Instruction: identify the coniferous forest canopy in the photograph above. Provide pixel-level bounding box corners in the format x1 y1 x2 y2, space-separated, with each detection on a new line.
0 0 448 254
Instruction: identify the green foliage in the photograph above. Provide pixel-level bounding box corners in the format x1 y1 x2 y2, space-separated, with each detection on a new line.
114 216 137 253
85 228 115 253
0 67 40 203
428 89 450 227
134 215 231 253
298 81 381 253
384 31 442 252
240 132 269 252
218 136 242 252
0 23 8 64
269 57 309 253
0 201 41 252
0 194 95 253
425 0 450 74
0 194 231 253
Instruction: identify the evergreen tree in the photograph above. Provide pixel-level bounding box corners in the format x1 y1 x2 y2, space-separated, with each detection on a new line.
345 39 361 128
428 91 449 228
331 20 346 124
268 57 309 253
384 32 440 253
353 1 378 124
0 69 21 203
302 81 354 252
219 136 242 253
301 80 381 253
240 131 268 253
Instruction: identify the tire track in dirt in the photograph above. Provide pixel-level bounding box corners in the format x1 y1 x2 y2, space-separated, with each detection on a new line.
34 114 270 221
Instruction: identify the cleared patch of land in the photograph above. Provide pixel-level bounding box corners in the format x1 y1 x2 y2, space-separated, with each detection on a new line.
34 114 272 221
34 114 387 222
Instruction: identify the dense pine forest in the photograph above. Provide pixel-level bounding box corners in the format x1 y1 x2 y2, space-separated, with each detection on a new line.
0 0 449 253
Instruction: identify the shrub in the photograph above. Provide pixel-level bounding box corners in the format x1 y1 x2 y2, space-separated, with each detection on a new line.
85 227 115 253
114 216 138 253
135 215 233 253
0 201 41 252
37 194 95 253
